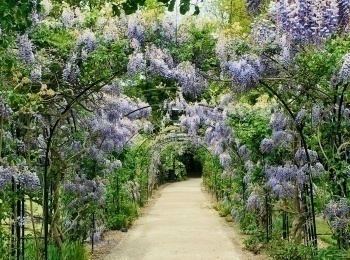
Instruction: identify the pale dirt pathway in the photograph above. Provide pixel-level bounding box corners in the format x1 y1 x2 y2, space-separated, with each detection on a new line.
103 178 262 260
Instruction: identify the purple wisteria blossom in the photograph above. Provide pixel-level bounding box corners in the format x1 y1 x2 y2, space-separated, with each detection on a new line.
145 45 174 78
124 180 140 201
311 105 323 124
18 34 35 65
64 174 105 209
265 163 297 199
246 0 263 14
127 15 146 46
238 145 251 160
219 152 232 169
295 109 307 127
272 130 293 148
175 62 207 98
270 110 289 131
247 191 265 214
0 165 40 192
260 138 275 154
76 30 97 54
324 198 350 233
127 52 146 75
225 54 264 92
30 65 42 83
339 53 350 83
294 148 318 166
61 7 75 28
62 53 80 84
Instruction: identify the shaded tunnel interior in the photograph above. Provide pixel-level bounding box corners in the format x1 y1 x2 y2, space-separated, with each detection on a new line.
180 152 202 178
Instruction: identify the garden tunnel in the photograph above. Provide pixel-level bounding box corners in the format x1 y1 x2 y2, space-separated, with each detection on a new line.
131 127 211 181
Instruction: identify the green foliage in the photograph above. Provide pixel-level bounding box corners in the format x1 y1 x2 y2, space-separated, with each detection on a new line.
30 25 75 57
106 145 151 230
216 200 231 217
0 0 38 33
107 201 140 230
243 231 265 254
0 230 10 259
228 105 271 160
266 240 348 260
316 246 348 260
170 22 218 71
80 40 130 85
207 0 252 33
49 241 87 260
266 240 315 260
25 240 87 260
296 36 350 88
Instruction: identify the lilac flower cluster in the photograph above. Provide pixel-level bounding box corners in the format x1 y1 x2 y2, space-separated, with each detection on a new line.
0 165 40 192
324 198 350 233
62 53 80 84
18 34 35 65
174 62 207 98
127 52 146 75
272 0 345 43
247 191 265 214
295 109 307 127
64 174 105 208
225 54 264 92
145 45 174 79
260 138 275 154
76 30 96 54
270 110 290 131
294 148 318 166
339 53 350 83
238 145 251 160
265 163 297 199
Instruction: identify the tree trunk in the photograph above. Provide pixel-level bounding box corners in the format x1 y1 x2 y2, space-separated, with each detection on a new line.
290 185 305 242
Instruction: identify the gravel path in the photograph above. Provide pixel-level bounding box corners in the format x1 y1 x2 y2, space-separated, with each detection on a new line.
103 178 264 260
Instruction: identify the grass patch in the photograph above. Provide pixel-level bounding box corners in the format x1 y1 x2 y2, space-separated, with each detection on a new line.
316 216 336 245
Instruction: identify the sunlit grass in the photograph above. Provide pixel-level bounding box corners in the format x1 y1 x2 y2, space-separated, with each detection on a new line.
316 216 335 245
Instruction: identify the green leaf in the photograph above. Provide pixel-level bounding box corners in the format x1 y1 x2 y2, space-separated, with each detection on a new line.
193 6 200 15
168 0 176 11
138 0 147 6
112 5 121 16
179 1 190 15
